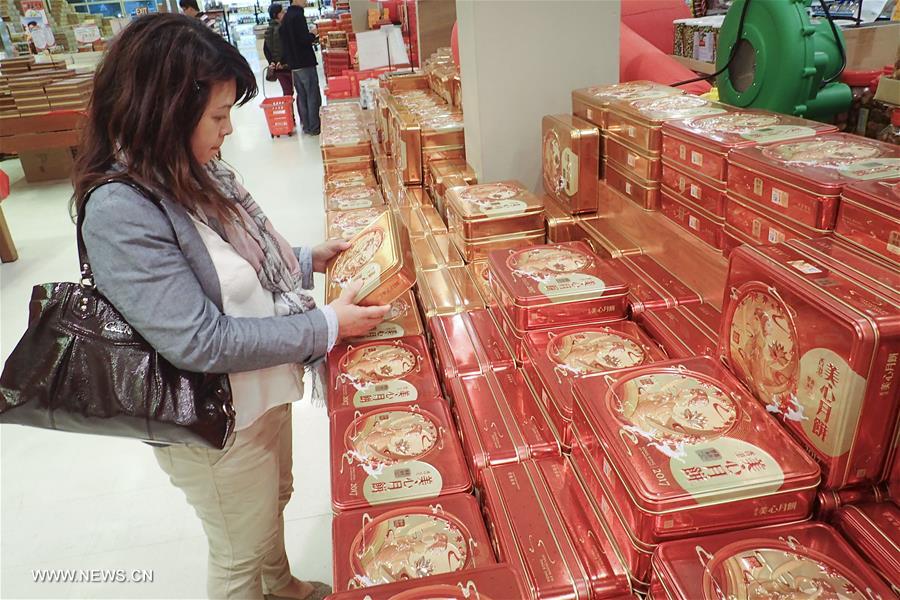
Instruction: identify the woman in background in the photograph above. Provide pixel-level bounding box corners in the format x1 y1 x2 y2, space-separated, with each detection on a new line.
263 3 294 97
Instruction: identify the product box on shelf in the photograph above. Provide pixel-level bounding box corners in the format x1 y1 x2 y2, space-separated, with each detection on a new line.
571 81 683 131
541 114 600 214
326 335 442 415
486 241 630 331
419 112 465 166
329 400 472 513
649 522 894 600
727 133 900 230
325 169 378 194
388 108 423 186
490 301 552 365
450 228 547 263
395 204 446 240
522 322 668 450
448 370 561 478
815 485 886 521
661 162 727 218
480 457 633 600
543 193 580 243
415 266 486 318
327 206 388 241
886 425 900 506
331 493 494 591
426 158 477 203
427 308 515 382
573 215 644 259
346 291 424 344
834 503 900 594
570 356 821 581
611 253 703 318
836 179 899 264
324 185 386 212
445 181 545 242
327 565 527 600
606 95 728 155
725 192 830 246
410 233 465 272
466 260 495 307
659 186 724 251
321 127 374 176
325 210 415 306
605 160 660 211
661 109 837 185
636 302 721 359
605 134 661 182
720 243 900 490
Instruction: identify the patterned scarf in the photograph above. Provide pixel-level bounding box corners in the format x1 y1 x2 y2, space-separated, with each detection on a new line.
193 160 324 403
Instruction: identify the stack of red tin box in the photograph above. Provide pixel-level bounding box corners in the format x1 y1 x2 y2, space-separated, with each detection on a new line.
659 110 836 252
724 133 900 252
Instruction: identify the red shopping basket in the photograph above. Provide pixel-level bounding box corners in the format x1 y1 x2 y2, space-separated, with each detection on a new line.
260 96 295 138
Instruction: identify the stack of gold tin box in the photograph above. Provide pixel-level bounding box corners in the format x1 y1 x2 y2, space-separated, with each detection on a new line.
320 103 374 177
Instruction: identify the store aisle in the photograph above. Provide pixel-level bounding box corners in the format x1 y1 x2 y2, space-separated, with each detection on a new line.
0 78 334 598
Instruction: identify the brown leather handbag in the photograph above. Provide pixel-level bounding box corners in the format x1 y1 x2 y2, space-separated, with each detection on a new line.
0 178 235 448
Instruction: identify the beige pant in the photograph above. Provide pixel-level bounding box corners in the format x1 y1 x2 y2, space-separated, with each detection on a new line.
154 404 294 600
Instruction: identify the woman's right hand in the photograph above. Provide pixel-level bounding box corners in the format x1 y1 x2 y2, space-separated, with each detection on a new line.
329 280 391 340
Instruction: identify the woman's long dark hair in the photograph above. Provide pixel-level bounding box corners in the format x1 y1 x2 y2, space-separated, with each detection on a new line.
72 13 257 217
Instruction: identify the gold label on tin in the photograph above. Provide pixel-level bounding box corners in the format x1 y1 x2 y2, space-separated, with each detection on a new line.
352 512 469 585
888 231 900 256
691 151 703 167
704 544 869 600
363 461 443 504
738 124 816 144
671 438 784 502
753 177 764 197
838 158 900 181
548 330 648 374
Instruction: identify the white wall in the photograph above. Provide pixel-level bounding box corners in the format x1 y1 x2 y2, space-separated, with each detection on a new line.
456 0 620 190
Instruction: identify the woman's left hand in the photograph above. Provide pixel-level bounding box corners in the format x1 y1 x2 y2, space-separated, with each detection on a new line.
312 239 350 273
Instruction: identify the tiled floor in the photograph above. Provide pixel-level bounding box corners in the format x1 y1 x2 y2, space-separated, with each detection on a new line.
0 53 335 599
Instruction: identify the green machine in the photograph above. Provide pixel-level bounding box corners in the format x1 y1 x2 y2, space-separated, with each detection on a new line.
716 0 852 121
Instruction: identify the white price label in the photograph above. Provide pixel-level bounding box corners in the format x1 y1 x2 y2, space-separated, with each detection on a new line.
689 215 700 231
690 184 701 199
690 151 703 166
753 177 764 197
768 228 785 244
771 188 789 208
627 153 636 168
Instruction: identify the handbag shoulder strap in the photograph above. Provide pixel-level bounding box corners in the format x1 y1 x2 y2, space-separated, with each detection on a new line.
76 177 164 287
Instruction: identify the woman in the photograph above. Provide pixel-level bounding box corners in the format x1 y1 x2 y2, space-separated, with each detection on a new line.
74 14 389 600
263 3 294 97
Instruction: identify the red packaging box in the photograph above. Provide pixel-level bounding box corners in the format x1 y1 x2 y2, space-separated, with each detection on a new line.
331 493 494 591
522 322 668 450
605 160 660 211
448 369 561 478
427 309 516 383
836 179 900 265
650 522 894 600
326 336 443 415
487 241 630 331
815 484 887 521
721 243 900 489
329 399 472 512
661 161 727 217
659 186 725 251
542 114 601 215
605 134 661 182
728 133 900 230
326 564 528 599
661 109 836 185
490 301 555 365
571 355 821 555
833 502 900 594
611 253 703 318
725 192 830 246
635 302 721 360
480 457 633 599
571 81 683 131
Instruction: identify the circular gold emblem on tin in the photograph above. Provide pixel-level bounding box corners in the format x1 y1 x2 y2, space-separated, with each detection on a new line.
507 246 593 278
386 295 411 321
351 510 471 585
613 371 739 446
340 342 417 384
543 129 563 194
331 228 385 283
693 112 780 134
548 329 647 374
725 284 799 406
458 183 521 203
346 408 439 464
762 138 881 167
702 538 872 600
633 94 710 115
332 208 381 239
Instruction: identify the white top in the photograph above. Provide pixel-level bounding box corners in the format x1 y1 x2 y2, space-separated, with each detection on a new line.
191 217 303 430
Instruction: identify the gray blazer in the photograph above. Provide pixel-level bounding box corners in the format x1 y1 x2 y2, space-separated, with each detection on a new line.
81 182 330 374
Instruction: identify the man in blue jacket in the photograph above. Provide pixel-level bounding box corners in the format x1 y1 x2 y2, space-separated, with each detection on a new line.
279 0 321 135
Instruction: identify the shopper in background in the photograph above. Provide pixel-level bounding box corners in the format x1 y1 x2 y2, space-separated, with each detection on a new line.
264 3 294 97
179 0 216 30
279 0 321 135
73 14 388 600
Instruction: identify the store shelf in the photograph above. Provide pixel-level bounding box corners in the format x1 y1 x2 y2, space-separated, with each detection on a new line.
669 54 717 75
